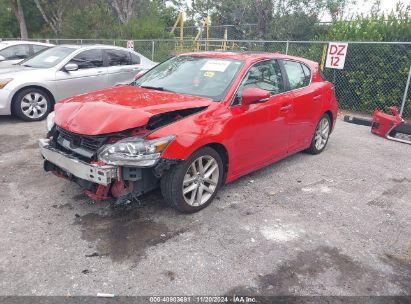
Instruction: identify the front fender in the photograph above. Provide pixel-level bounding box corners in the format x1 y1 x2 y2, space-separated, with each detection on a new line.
146 104 228 160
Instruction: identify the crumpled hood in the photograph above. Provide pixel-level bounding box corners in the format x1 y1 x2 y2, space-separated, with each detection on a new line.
54 85 213 135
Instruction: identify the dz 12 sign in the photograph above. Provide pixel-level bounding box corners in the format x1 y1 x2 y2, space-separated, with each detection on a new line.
325 42 348 69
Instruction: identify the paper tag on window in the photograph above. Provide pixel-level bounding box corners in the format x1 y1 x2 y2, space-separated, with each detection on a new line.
201 60 231 72
44 56 59 63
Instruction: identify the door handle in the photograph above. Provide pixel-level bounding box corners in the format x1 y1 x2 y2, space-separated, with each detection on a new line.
121 68 133 72
313 95 321 101
97 70 104 74
280 104 292 112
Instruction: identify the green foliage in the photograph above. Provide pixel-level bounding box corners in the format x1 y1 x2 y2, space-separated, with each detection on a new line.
320 4 411 41
313 5 411 117
0 0 19 37
118 16 172 39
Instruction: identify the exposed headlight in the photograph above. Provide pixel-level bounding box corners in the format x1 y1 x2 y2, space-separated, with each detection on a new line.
98 135 175 167
0 78 13 89
46 111 55 132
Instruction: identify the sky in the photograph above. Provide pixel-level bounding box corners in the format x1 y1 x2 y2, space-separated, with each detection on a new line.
179 0 409 22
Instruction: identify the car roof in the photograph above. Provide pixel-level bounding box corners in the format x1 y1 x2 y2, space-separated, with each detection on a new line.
181 51 318 67
56 44 139 52
0 40 53 47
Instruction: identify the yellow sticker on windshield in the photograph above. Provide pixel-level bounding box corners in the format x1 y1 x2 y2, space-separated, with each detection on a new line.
204 71 215 78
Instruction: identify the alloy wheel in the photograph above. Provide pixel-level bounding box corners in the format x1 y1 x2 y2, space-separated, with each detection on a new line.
314 117 330 150
20 92 48 119
182 155 220 207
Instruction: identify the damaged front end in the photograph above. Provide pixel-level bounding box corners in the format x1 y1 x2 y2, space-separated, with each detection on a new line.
39 109 202 205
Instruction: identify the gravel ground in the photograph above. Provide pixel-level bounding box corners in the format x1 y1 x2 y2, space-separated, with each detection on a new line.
0 115 410 296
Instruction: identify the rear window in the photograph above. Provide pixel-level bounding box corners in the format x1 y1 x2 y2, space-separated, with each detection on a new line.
131 53 140 64
282 60 311 90
106 49 131 66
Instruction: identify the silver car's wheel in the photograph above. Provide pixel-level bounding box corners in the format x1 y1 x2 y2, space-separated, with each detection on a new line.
182 155 219 207
314 116 330 150
13 87 52 121
20 92 48 119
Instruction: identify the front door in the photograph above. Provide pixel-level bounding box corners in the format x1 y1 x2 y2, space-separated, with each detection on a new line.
55 49 108 101
228 59 292 176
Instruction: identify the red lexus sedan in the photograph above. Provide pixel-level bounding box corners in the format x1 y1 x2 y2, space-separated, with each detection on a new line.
39 52 338 213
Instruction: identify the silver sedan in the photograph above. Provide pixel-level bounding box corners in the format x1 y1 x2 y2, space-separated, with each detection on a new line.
0 45 157 121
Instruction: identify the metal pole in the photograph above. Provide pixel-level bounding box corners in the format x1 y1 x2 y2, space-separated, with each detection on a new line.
285 41 289 55
151 41 155 61
400 64 411 116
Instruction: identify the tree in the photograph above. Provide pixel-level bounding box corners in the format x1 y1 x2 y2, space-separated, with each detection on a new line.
108 0 135 24
34 0 67 37
10 0 28 38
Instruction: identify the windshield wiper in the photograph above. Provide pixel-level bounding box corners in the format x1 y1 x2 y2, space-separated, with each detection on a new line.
140 85 165 91
22 64 32 67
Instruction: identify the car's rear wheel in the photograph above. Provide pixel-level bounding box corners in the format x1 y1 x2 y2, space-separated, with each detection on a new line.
160 147 223 213
306 114 331 154
12 87 52 121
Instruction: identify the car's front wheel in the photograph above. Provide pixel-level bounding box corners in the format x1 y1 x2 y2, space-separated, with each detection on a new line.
160 147 223 213
12 87 52 121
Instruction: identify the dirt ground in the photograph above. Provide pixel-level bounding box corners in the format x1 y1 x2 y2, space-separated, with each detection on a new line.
0 115 410 296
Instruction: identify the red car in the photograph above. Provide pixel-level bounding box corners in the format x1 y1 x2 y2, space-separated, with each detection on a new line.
39 52 338 213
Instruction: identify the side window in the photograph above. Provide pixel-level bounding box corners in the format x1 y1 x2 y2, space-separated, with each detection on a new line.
32 45 49 54
0 45 30 60
282 60 311 90
106 49 132 66
69 49 104 69
233 60 285 105
131 53 140 65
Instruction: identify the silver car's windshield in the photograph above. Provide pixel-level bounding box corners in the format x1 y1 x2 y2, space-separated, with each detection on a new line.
21 46 75 68
0 42 11 50
134 56 243 101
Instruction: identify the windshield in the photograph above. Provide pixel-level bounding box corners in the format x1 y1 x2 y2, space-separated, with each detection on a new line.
20 46 75 68
0 42 11 50
134 56 243 101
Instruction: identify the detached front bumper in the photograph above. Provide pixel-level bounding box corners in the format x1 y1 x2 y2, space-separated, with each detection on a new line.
39 138 118 186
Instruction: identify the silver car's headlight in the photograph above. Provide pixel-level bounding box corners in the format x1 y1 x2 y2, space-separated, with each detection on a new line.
0 78 13 89
98 135 175 167
46 111 55 132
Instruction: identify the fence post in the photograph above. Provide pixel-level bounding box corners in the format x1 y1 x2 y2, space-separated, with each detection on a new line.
400 64 411 116
151 40 155 61
285 41 289 55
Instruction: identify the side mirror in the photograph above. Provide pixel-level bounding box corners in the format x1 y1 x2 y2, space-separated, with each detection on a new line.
0 55 5 62
64 63 78 72
135 70 145 80
241 87 270 107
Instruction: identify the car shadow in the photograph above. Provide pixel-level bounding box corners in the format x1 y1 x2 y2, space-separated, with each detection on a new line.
0 115 25 125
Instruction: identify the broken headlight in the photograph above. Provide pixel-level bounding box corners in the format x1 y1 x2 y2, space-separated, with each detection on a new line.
46 111 55 132
97 135 175 167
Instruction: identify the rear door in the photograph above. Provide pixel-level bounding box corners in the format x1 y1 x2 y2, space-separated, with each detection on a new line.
55 48 108 100
105 49 141 85
280 60 323 153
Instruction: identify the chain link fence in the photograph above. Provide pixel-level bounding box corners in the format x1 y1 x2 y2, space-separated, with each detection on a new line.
2 37 411 118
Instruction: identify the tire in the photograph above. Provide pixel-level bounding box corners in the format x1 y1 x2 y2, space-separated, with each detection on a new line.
160 147 224 213
12 87 53 121
306 114 331 155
